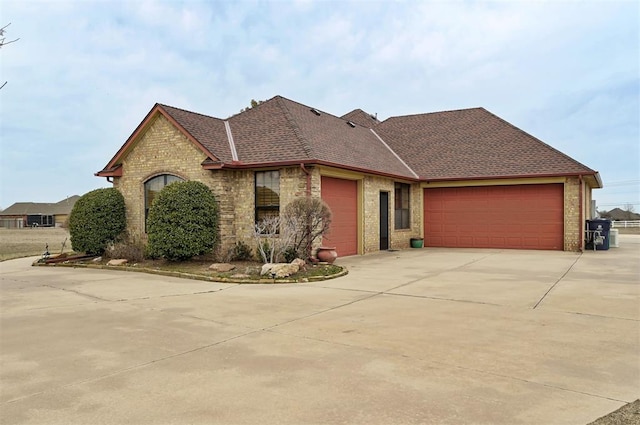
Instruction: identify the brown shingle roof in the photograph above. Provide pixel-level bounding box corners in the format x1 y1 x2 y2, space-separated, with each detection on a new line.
276 97 416 178
158 104 230 162
375 107 597 181
98 97 599 185
1 196 79 216
341 109 379 128
600 208 640 221
177 96 416 178
226 97 311 164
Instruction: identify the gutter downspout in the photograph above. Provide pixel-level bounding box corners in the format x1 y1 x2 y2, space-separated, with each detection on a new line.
300 163 313 259
578 175 584 252
300 163 311 197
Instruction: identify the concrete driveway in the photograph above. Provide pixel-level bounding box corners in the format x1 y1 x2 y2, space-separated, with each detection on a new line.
1 236 638 425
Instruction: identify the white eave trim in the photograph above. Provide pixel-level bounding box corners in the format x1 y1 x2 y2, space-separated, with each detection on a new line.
370 129 419 179
224 121 239 162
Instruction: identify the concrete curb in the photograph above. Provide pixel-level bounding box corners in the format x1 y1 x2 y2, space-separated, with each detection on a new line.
32 260 349 284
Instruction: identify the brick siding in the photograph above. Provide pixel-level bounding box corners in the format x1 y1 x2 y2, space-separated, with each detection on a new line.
111 114 588 256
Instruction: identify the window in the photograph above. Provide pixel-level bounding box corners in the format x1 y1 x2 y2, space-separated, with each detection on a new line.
255 170 280 223
394 182 410 229
144 174 183 230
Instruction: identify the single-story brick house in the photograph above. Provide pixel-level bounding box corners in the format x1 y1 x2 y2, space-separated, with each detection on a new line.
96 95 601 255
1 196 80 228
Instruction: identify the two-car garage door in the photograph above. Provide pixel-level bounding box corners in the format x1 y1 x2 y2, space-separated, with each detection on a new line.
424 184 564 250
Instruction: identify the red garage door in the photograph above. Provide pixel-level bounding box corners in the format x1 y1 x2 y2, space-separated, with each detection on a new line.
321 177 358 256
424 184 564 250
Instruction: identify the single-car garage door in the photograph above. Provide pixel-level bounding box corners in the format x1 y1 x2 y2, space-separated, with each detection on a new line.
424 184 564 250
321 176 358 256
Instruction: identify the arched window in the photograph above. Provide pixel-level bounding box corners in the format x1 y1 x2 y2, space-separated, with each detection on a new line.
144 174 183 230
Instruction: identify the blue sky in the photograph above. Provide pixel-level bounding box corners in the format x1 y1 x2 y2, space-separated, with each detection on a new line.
1 0 638 212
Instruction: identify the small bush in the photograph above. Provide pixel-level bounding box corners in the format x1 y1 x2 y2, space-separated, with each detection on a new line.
147 181 219 261
231 241 253 261
283 247 298 263
105 236 146 262
69 188 126 255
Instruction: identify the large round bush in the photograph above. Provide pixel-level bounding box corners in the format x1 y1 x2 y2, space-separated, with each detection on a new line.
69 188 126 255
147 181 219 261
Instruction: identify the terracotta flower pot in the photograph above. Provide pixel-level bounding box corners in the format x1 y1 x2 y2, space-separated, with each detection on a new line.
316 247 338 264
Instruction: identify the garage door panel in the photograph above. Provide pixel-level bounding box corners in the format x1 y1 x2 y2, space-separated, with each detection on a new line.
321 177 358 257
424 184 563 250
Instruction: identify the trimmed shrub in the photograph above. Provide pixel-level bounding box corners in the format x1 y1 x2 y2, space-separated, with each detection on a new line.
68 188 126 255
231 241 253 261
147 181 219 261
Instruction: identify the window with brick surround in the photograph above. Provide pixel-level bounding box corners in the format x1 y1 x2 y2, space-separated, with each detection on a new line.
144 174 183 231
394 182 410 229
255 170 280 224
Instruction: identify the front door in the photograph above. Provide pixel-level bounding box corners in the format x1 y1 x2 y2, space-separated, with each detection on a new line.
380 192 389 250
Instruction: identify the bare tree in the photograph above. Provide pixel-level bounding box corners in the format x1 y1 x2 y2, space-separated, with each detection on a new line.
281 198 332 260
623 203 636 220
253 215 297 264
0 23 19 47
0 23 19 90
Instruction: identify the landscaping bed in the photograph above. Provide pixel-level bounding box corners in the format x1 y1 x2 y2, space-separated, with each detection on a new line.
34 254 347 284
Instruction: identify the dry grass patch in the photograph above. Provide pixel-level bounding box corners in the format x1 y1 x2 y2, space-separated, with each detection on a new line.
0 228 73 261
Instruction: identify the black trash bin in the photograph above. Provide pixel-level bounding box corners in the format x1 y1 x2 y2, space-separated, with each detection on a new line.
586 219 611 250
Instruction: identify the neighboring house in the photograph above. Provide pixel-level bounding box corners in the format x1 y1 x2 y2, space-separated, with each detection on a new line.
96 95 601 255
599 208 640 221
0 196 80 228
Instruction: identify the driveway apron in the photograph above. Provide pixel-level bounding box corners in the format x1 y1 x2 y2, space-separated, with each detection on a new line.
1 237 638 424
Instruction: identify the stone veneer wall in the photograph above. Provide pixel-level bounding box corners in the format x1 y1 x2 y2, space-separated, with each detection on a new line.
563 176 583 251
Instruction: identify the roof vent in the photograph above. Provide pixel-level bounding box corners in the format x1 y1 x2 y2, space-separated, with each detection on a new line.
310 108 321 116
346 121 356 128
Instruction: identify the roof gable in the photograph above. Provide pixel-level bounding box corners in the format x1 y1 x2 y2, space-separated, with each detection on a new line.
341 109 379 128
96 104 225 176
159 105 230 162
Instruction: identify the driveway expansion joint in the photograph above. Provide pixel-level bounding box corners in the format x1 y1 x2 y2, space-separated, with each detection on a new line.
533 253 582 309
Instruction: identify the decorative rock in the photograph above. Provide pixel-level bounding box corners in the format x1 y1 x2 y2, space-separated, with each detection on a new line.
291 258 305 267
260 263 300 278
107 259 128 266
92 257 102 262
209 263 236 272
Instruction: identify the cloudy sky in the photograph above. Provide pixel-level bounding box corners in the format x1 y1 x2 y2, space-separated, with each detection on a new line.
1 0 638 212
